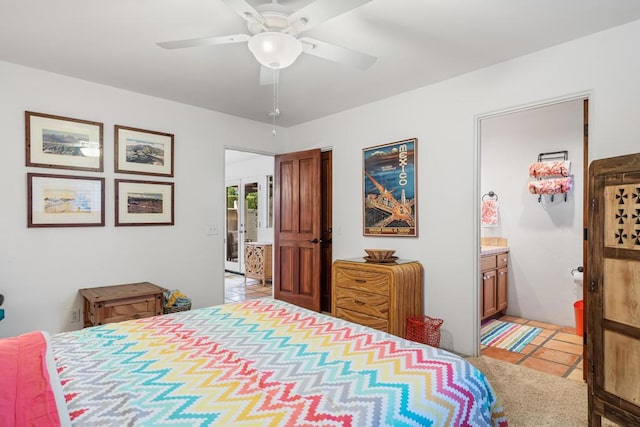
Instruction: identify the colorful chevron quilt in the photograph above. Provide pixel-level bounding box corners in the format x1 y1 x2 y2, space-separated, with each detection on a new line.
50 299 507 426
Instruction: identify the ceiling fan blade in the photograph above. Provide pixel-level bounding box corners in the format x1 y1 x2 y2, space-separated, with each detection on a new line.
300 37 376 70
259 66 279 86
157 34 250 50
288 0 372 32
222 0 263 23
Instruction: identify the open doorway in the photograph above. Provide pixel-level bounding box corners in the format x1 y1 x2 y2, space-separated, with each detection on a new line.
477 97 588 380
224 149 275 303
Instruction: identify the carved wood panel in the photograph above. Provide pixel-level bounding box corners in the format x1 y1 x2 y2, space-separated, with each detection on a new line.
588 153 640 427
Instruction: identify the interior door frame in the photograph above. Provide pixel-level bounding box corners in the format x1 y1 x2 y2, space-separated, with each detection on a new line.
223 148 276 276
473 91 592 357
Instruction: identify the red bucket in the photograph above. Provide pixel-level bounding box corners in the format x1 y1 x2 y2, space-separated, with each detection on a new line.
574 300 584 337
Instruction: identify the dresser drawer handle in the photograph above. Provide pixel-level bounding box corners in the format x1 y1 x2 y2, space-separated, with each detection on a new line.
355 279 367 284
353 299 366 305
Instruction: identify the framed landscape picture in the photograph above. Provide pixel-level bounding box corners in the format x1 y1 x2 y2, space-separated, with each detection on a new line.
25 111 103 172
115 125 174 177
362 138 418 237
28 173 105 227
115 179 174 226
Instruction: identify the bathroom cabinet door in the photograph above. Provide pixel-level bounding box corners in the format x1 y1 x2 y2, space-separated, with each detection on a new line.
482 270 497 318
496 267 508 312
587 153 640 427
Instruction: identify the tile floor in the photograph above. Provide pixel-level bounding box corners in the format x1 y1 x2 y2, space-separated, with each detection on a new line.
481 315 585 382
224 272 272 303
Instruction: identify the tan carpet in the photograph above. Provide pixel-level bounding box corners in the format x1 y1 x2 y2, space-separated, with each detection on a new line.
466 356 618 426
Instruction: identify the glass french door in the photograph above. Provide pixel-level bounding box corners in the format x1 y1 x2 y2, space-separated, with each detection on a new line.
225 181 259 273
225 182 240 272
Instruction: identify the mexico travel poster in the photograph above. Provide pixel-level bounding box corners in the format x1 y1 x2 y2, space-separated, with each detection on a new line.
362 138 417 237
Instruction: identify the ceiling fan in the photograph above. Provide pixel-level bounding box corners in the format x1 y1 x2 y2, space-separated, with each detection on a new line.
157 0 377 82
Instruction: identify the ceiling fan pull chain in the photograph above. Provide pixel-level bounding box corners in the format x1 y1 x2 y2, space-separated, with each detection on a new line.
271 68 279 136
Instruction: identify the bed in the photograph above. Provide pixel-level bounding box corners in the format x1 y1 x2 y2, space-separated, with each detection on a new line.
2 298 507 426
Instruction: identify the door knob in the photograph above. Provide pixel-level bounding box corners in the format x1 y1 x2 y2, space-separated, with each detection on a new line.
309 238 319 244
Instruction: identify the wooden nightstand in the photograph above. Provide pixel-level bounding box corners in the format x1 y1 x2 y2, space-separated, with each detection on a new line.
79 282 165 327
332 258 423 338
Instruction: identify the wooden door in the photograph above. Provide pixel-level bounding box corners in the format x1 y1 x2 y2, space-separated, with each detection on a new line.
588 153 640 426
274 149 322 311
582 99 589 381
320 151 333 312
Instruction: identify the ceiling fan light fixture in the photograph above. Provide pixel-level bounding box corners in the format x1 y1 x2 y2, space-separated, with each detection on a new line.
248 32 302 69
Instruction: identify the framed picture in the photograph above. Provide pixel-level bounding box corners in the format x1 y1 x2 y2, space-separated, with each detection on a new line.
25 111 103 172
362 138 418 237
115 179 174 226
27 173 105 227
115 125 174 177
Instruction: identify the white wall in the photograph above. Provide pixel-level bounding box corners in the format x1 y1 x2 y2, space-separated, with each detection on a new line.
0 60 284 338
284 20 640 355
481 100 584 327
4 19 640 356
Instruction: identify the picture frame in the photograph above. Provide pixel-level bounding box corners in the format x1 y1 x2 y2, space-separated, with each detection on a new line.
115 179 174 226
362 138 418 237
27 173 105 227
25 111 104 172
115 125 174 177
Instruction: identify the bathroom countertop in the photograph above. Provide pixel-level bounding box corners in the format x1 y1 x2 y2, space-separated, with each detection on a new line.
481 245 510 256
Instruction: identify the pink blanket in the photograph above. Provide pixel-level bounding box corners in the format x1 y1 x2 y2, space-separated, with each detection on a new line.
0 331 67 426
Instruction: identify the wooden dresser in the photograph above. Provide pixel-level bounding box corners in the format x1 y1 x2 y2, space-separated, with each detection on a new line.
332 258 423 338
79 282 165 327
244 242 272 285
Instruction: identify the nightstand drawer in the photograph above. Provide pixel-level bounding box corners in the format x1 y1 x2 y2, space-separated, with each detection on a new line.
335 308 388 332
101 297 158 324
334 267 389 296
335 287 389 319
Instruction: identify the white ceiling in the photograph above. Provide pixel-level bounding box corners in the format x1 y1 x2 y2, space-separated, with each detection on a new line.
2 1 640 127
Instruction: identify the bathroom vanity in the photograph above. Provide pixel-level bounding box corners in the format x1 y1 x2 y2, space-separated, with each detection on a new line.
480 242 509 320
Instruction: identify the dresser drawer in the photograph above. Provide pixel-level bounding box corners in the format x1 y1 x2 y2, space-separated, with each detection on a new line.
334 267 390 296
335 308 388 332
335 287 389 319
